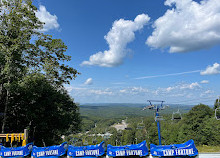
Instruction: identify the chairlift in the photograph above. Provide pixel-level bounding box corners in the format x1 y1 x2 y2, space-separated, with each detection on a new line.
144 105 155 110
161 105 169 110
172 109 182 121
155 115 164 121
215 107 220 120
154 111 164 121
137 119 145 129
143 100 168 111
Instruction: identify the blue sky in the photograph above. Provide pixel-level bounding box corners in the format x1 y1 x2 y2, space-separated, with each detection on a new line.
34 0 220 105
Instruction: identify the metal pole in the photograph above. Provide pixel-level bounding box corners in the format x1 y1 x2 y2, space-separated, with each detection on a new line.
156 108 162 145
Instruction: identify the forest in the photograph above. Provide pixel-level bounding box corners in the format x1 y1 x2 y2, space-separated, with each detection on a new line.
66 102 220 152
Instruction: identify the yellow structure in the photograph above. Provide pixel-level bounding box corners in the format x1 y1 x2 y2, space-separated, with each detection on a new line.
0 129 28 146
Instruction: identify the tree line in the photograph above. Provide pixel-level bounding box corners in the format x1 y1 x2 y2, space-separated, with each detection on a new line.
70 103 220 147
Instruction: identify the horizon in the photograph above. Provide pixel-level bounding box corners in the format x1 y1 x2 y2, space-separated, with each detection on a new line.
79 102 215 107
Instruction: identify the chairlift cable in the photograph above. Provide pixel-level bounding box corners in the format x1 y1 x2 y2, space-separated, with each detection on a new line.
167 97 218 105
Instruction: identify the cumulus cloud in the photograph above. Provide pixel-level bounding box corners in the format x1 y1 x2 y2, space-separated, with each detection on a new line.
200 90 214 97
120 87 149 94
152 82 203 101
200 63 220 75
180 82 201 89
146 0 220 53
66 84 215 104
120 89 127 93
89 89 113 95
81 14 150 67
204 90 214 94
84 78 93 85
156 82 201 95
200 80 209 84
166 86 175 92
35 5 60 32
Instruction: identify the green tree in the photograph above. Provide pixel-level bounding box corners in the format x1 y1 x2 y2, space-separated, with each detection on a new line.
200 117 220 145
180 104 213 145
148 122 158 145
0 0 79 133
6 74 80 146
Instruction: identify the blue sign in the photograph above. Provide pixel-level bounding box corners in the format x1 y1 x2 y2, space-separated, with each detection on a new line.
0 143 33 158
31 142 67 158
67 141 105 157
107 141 149 157
150 139 198 157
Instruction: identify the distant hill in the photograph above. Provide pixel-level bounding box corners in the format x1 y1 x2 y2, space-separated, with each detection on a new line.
79 103 195 119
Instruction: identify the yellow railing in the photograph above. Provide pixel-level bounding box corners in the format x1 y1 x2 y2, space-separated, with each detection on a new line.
0 129 28 146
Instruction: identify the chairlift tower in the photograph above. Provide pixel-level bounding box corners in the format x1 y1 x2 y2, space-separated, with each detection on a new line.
215 108 220 120
143 100 168 145
215 97 220 120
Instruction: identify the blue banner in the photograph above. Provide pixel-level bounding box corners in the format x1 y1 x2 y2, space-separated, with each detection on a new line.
150 139 198 157
107 141 149 157
0 143 33 158
67 141 105 157
31 142 67 158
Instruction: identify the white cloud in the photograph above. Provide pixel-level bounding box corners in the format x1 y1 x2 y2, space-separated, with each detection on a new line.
89 89 113 95
152 82 203 102
200 90 214 97
200 63 220 75
69 87 113 98
204 90 214 94
35 5 60 32
155 82 201 95
81 14 150 67
146 0 220 53
84 78 93 85
66 84 216 104
119 87 149 94
180 82 201 90
200 80 209 84
120 89 127 93
166 86 175 92
131 87 148 93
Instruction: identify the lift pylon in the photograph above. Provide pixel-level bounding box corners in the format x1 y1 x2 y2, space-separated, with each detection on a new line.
143 100 168 145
